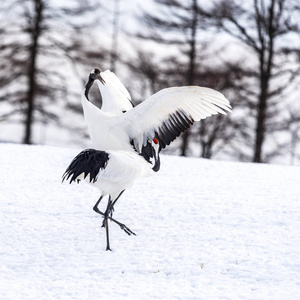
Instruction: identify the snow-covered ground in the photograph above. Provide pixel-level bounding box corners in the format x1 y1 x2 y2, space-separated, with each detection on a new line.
1 143 300 299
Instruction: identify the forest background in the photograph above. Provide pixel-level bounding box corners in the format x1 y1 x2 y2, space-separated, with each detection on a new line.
1 0 299 165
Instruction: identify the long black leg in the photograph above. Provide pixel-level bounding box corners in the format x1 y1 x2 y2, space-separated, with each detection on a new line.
105 217 110 251
93 195 135 236
102 197 113 227
103 197 113 251
93 207 136 235
93 196 103 213
109 190 125 217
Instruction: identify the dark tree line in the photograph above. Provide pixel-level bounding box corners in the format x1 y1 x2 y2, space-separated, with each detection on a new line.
0 0 106 144
1 0 299 164
133 0 239 158
133 0 300 163
199 0 300 162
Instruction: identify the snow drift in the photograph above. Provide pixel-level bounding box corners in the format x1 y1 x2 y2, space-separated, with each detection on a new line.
1 143 299 299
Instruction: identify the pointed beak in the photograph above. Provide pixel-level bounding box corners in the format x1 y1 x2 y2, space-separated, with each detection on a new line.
152 138 160 160
151 141 160 172
93 68 106 85
84 69 106 100
97 74 106 85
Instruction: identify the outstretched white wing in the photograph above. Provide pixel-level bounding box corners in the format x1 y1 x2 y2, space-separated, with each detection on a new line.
96 70 134 113
114 86 231 152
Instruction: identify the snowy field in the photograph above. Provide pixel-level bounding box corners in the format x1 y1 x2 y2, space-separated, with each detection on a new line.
1 143 300 299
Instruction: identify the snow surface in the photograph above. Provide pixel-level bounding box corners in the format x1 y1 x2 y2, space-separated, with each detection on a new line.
1 143 300 299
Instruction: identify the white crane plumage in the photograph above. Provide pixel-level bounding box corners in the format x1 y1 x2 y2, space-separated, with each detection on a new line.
64 68 231 251
82 69 231 157
85 69 134 115
63 140 160 251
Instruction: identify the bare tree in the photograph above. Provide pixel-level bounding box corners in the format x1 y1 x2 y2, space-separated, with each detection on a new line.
24 0 43 144
110 0 120 72
0 0 104 144
136 0 202 155
134 0 235 158
194 63 242 158
199 0 300 162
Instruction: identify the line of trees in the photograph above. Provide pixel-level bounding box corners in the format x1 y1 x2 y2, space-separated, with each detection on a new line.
0 0 107 144
0 0 299 164
134 0 300 163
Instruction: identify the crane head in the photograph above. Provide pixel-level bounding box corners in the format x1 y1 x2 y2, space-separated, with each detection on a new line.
150 138 160 172
89 68 106 85
84 69 106 100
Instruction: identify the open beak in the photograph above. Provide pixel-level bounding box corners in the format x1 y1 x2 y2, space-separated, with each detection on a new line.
93 68 106 85
84 69 106 100
97 74 106 85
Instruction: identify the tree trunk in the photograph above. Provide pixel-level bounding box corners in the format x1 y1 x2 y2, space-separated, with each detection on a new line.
253 0 275 162
110 0 120 73
253 75 268 162
23 0 43 144
180 0 198 156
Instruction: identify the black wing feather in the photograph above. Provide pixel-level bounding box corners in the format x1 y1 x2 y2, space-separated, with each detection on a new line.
130 109 194 164
156 109 194 149
62 149 109 183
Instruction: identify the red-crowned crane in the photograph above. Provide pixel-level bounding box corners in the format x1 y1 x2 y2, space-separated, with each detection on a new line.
63 139 160 251
82 69 231 157
64 68 231 250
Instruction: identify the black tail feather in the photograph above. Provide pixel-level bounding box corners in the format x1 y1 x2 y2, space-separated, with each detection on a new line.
62 149 110 184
